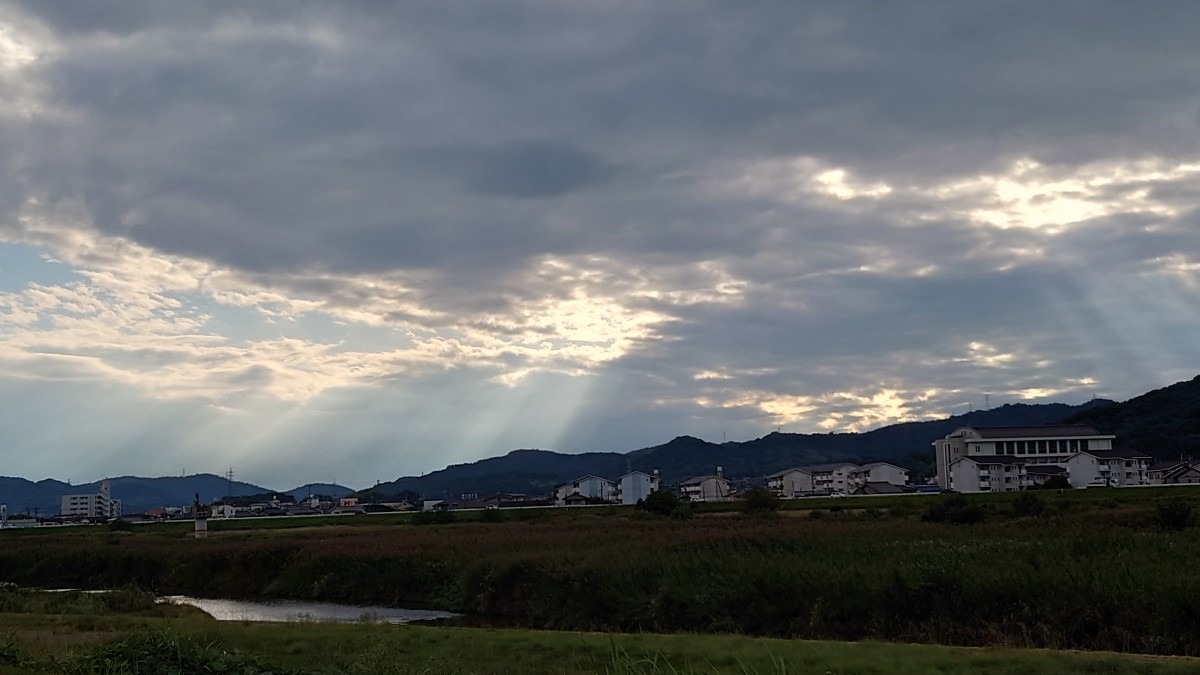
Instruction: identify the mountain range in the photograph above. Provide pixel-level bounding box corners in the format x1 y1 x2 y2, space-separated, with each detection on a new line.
0 475 354 519
5 373 1198 515
369 373 1200 499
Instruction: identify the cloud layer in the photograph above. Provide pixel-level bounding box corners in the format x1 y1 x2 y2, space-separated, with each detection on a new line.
1 1 1198 487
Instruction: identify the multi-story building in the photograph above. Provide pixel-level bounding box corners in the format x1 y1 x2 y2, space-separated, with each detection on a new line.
937 424 1151 492
680 467 732 502
614 470 660 505
948 455 1026 493
61 479 121 519
554 475 617 505
934 425 1116 490
1065 449 1151 487
849 462 909 487
766 468 814 498
799 462 858 494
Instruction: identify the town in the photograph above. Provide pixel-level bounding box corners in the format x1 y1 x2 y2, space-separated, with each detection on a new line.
7 422 1197 528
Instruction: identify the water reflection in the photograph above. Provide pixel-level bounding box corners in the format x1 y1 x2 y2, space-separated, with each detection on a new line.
161 595 457 624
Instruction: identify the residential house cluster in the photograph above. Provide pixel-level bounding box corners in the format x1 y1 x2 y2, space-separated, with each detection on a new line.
766 462 911 498
1148 459 1200 485
934 425 1152 492
553 470 663 506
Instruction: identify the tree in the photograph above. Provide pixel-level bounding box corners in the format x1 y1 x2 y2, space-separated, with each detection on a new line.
637 490 681 517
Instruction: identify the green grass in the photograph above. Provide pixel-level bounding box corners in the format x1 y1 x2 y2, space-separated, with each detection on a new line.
4 488 1200 654
1 612 1198 675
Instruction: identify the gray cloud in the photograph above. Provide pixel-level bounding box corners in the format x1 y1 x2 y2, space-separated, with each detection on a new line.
1 1 1199 485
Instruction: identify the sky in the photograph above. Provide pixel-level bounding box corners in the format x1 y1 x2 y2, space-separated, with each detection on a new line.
1 1 1199 490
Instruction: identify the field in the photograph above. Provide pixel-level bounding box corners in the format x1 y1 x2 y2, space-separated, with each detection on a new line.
2 487 1200 667
2 602 1200 674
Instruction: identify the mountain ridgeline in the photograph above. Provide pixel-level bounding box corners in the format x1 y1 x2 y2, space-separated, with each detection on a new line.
369 398 1124 500
0 475 354 520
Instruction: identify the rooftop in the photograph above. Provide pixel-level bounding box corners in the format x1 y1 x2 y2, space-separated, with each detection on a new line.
971 425 1105 439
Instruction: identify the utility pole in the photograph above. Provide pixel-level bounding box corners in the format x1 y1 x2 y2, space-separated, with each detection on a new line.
225 467 234 499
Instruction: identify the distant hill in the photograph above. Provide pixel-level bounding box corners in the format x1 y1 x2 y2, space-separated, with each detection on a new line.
370 398 1115 499
0 474 356 518
1065 374 1200 459
283 483 355 501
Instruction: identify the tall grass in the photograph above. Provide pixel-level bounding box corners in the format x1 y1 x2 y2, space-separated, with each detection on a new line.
1 493 1199 654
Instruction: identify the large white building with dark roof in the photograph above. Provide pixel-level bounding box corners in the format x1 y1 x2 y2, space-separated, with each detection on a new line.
934 424 1124 491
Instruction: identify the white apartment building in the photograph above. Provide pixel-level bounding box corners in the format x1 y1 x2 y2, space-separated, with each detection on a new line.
554 475 617 505
614 470 660 505
849 462 909 487
1064 449 1151 488
948 455 1026 493
934 425 1115 490
766 468 814 498
680 467 733 502
61 479 122 519
798 462 858 494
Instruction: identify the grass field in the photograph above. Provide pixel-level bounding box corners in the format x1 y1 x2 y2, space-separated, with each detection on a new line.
3 611 1200 674
2 487 1199 656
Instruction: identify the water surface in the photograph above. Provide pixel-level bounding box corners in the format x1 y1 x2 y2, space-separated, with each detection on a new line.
161 595 457 624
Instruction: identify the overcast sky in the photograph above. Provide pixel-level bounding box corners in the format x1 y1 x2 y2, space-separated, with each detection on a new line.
1 2 1198 489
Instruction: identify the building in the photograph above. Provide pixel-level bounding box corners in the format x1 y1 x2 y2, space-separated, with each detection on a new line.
849 462 909 487
933 425 1116 490
798 462 858 494
554 475 616 506
853 481 908 495
60 479 121 519
948 455 1026 493
1024 464 1069 488
614 470 660 505
1064 449 1151 488
766 468 814 498
1149 460 1200 484
680 467 733 502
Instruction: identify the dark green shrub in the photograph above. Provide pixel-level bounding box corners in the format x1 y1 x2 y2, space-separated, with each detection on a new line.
107 519 134 532
1156 499 1194 531
63 632 297 675
742 488 781 516
669 502 693 521
637 490 681 517
922 495 985 525
1010 491 1045 518
808 509 825 521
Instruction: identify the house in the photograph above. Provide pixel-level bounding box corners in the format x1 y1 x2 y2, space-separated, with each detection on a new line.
563 493 593 506
933 425 1116 490
766 468 814 498
480 493 526 507
797 463 859 494
1064 449 1151 488
1149 460 1200 485
60 479 122 519
680 467 733 502
853 481 908 495
849 462 909 487
554 475 616 506
614 470 660 505
948 455 1026 493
